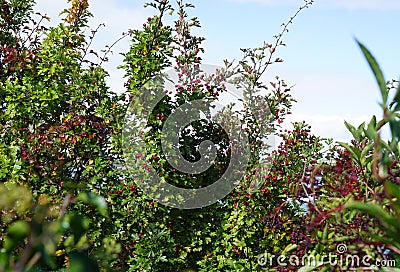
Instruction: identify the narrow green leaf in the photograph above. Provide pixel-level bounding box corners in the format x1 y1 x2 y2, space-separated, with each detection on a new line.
281 243 298 255
356 39 388 106
322 222 328 243
346 201 398 230
338 142 361 163
344 121 360 141
385 181 400 200
385 181 400 214
360 143 374 166
357 122 365 136
392 78 400 109
298 261 324 272
365 116 377 140
389 116 400 141
338 142 351 152
381 268 400 272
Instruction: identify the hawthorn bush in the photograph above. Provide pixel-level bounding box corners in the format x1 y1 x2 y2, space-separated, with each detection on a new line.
115 0 324 271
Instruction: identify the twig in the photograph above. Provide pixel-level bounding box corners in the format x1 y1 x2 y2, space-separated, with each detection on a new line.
59 193 73 219
99 32 129 66
79 23 105 65
258 0 314 78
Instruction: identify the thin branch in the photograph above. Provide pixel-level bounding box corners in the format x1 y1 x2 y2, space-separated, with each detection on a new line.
258 0 314 78
79 23 105 65
99 32 129 66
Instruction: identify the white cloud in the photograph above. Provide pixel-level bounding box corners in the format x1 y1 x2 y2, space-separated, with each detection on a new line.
281 113 391 143
323 0 400 9
283 113 365 141
226 0 297 7
225 0 400 9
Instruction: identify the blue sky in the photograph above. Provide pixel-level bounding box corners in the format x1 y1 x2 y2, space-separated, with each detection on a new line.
34 0 400 141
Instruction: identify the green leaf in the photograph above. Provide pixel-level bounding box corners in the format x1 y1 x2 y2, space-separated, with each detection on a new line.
0 251 9 268
344 121 360 142
389 116 400 141
338 142 361 163
68 251 99 272
385 181 400 213
365 115 377 140
281 243 298 255
65 214 89 244
4 221 30 251
381 268 400 272
77 192 108 218
298 261 324 272
357 122 366 138
386 181 400 200
346 201 399 230
360 143 374 166
356 39 388 106
6 221 29 239
322 222 328 243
